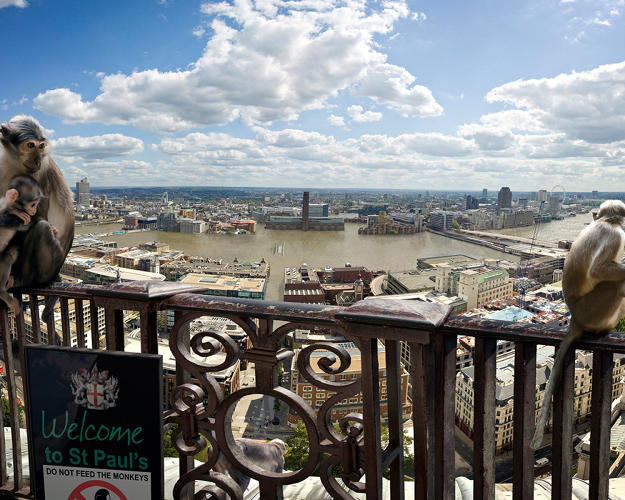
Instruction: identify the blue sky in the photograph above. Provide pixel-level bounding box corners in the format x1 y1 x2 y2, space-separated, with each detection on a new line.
1 0 623 191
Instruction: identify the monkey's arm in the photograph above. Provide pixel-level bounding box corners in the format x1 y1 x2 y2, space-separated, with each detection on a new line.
588 244 625 281
0 210 28 229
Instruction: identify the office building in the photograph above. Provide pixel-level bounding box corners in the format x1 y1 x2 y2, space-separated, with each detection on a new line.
435 264 513 310
265 191 344 231
158 212 179 232
456 347 625 453
466 195 479 210
428 211 456 231
76 177 90 207
290 342 411 424
497 187 512 210
180 273 267 300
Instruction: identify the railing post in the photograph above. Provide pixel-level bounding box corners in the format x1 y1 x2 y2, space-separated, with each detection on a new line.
90 299 100 349
140 309 158 354
0 308 22 489
513 342 536 500
173 310 194 500
60 297 71 346
75 299 86 348
590 350 613 500
410 341 429 500
434 332 456 500
104 307 124 351
385 339 405 500
360 336 383 499
552 346 574 499
473 337 496 500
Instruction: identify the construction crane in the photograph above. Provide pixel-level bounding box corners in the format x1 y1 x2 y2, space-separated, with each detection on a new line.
518 200 545 310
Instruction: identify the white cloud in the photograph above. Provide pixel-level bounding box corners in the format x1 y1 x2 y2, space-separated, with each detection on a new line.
34 0 441 134
486 60 625 143
0 0 27 8
411 12 427 22
52 134 144 161
347 105 383 122
192 26 206 38
328 114 345 127
355 64 443 117
592 17 612 25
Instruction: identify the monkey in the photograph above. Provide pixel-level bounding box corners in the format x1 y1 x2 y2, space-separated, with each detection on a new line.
210 438 286 499
531 200 625 450
0 175 65 313
0 175 48 311
0 116 74 318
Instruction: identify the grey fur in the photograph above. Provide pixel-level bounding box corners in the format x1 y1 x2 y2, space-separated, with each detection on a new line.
0 115 46 146
210 438 286 500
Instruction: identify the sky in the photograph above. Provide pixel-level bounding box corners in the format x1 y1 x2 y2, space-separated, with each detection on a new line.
0 0 623 191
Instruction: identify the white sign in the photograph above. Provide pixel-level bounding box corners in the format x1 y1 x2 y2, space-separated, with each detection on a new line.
43 465 151 500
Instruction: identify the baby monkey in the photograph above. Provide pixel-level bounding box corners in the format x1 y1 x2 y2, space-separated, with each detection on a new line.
0 175 60 311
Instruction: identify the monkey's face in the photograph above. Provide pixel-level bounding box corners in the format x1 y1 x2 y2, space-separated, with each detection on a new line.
22 198 40 216
17 139 47 173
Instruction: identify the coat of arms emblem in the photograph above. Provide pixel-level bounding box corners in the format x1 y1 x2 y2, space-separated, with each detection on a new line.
71 365 119 410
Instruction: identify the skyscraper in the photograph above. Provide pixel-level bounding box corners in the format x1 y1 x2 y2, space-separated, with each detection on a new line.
497 187 512 210
76 177 90 207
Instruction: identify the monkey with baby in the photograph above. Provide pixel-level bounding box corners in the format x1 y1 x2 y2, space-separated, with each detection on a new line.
0 115 74 317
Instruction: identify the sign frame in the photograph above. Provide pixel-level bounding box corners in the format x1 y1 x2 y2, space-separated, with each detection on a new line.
23 345 163 500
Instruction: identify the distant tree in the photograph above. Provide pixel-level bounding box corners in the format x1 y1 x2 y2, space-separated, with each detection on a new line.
163 427 179 458
452 220 461 230
284 420 414 478
284 421 309 471
615 316 625 333
2 397 24 427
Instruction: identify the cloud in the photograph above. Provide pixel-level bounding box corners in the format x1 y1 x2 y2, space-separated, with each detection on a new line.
192 26 206 38
52 134 144 161
33 0 442 134
347 105 383 122
0 0 27 8
328 114 345 127
486 60 625 143
355 64 443 117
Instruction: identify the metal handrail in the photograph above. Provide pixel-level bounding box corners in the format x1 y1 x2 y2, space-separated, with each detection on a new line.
0 281 618 499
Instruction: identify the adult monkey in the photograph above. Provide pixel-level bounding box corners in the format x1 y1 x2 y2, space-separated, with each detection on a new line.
0 115 74 318
531 200 625 449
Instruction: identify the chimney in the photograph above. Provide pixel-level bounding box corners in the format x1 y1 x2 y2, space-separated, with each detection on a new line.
302 191 310 231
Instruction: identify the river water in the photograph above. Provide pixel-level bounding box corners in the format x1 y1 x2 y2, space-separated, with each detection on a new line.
75 214 592 300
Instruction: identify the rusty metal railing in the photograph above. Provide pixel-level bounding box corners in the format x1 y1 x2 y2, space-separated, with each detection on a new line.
0 281 623 499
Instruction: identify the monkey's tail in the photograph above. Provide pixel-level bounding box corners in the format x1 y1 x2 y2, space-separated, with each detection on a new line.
41 275 61 330
530 322 583 450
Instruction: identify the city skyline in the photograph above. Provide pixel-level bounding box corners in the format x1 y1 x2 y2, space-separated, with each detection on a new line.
1 0 623 190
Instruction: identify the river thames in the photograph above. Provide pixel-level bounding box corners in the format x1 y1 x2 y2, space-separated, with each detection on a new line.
76 214 592 300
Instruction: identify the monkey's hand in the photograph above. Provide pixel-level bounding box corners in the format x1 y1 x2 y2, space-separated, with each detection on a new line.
7 209 30 225
4 189 18 206
50 224 59 238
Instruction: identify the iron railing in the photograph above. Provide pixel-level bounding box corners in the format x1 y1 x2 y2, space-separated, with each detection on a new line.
0 281 623 499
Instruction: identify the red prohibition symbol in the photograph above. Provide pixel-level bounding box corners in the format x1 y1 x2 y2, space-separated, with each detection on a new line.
67 479 128 500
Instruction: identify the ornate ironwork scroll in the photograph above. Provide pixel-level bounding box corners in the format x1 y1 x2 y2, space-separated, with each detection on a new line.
167 313 368 499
